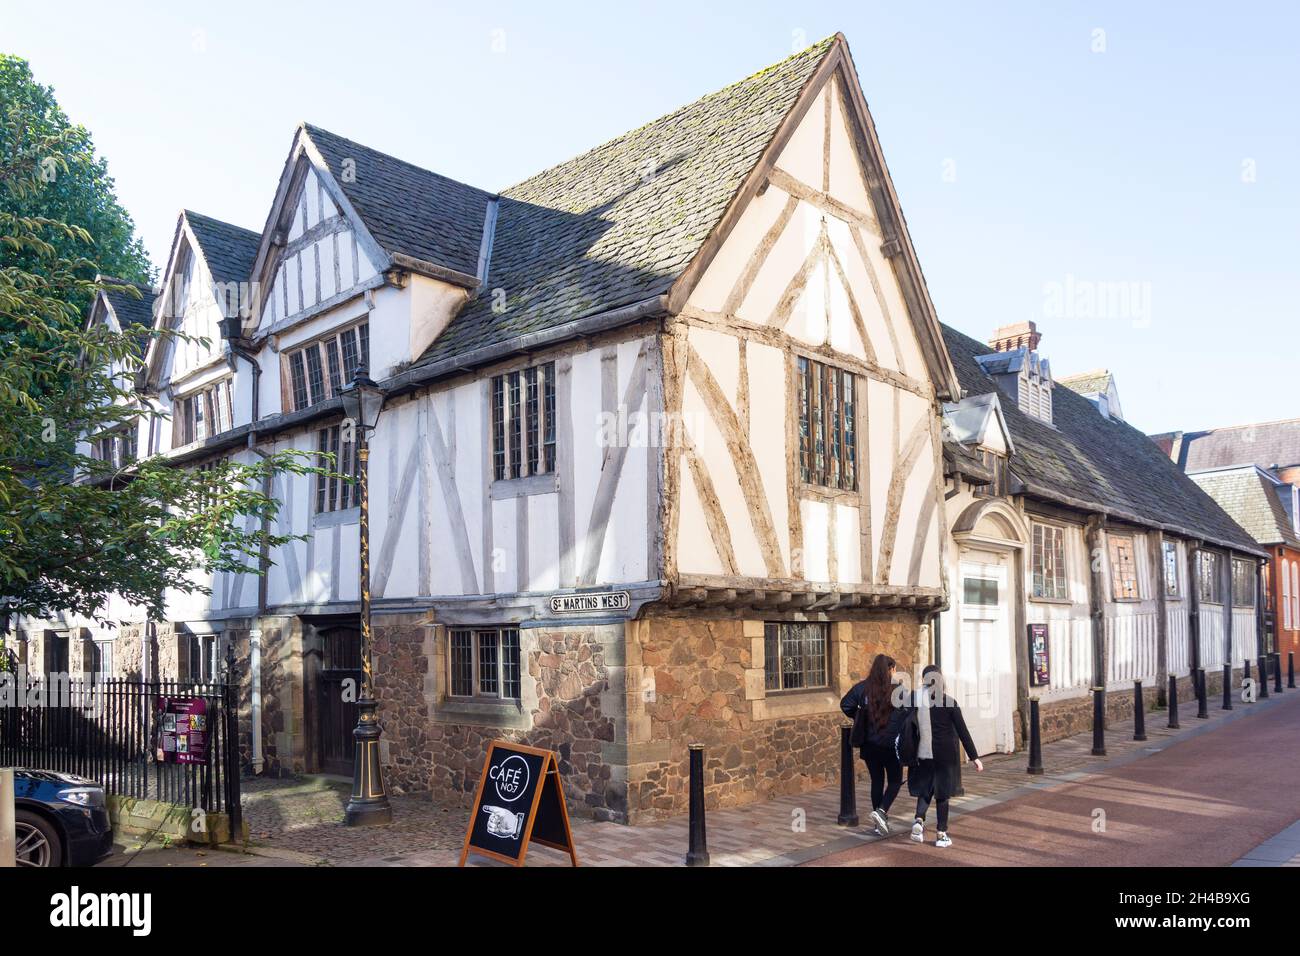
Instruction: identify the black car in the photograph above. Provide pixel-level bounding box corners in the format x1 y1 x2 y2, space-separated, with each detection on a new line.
11 769 114 867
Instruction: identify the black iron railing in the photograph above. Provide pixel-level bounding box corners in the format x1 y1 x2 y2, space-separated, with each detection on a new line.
0 672 242 836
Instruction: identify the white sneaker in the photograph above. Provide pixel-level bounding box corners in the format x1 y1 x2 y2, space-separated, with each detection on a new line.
935 831 952 848
870 809 889 835
910 819 924 843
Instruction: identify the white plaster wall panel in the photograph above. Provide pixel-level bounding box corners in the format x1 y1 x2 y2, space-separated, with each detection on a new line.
733 196 819 326
408 275 467 367
339 231 357 290
824 250 866 361
321 187 338 221
338 522 360 602
569 349 603 581
836 502 862 585
746 342 789 572
289 192 305 241
772 86 826 187
491 497 517 594
686 327 739 409
452 380 485 593
304 523 332 605
826 80 876 219
681 374 765 578
365 286 410 379
595 337 652 584
677 464 724 577
319 237 337 302
356 234 378 283
303 247 320 313
786 253 828 347
892 453 935 587
528 493 561 592
800 498 830 583
304 170 320 228
858 226 924 375
686 184 789 313
915 506 941 588
826 218 892 367
285 254 301 316
865 378 894 567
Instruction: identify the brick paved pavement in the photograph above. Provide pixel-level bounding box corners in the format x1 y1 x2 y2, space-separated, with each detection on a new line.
233 686 1293 867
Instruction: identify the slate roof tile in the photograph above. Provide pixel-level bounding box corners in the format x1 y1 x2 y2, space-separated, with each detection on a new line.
1172 419 1300 473
303 124 493 279
184 211 261 289
414 36 837 366
943 324 1261 553
1189 469 1300 550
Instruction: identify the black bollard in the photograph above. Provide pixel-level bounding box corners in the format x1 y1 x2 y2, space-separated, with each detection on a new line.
1196 668 1209 718
685 744 710 867
1274 653 1284 694
1289 652 1295 689
1244 657 1251 690
1027 698 1044 775
1258 656 1270 700
1167 674 1180 729
1222 662 1233 711
1091 687 1106 756
837 725 859 827
1133 680 1147 741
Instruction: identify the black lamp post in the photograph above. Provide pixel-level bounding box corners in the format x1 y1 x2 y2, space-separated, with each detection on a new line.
339 368 392 827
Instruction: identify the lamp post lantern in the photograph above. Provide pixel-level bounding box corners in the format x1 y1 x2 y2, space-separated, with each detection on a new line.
339 368 392 827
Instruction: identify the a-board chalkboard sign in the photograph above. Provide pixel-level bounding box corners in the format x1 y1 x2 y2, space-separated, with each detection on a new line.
1028 623 1051 687
459 741 578 867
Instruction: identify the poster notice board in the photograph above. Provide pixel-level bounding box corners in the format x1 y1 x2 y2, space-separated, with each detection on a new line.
459 741 578 867
155 696 209 764
1028 623 1051 687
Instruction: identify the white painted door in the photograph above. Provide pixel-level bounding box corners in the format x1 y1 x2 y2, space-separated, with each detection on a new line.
955 558 1015 755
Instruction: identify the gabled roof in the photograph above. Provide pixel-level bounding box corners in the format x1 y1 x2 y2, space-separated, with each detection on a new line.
943 324 1262 555
303 123 493 280
1162 418 1300 474
1059 369 1114 396
1188 467 1300 550
98 276 157 332
184 210 260 289
414 36 839 367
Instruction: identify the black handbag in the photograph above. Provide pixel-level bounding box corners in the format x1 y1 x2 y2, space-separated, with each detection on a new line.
897 706 921 766
849 698 870 749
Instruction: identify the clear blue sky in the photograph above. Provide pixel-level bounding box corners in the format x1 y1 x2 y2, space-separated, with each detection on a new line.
5 0 1296 434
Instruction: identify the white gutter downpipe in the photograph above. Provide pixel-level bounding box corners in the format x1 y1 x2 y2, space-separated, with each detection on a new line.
249 627 264 774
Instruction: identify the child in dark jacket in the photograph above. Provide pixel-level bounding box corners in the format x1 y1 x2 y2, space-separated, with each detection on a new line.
839 654 907 835
907 664 983 848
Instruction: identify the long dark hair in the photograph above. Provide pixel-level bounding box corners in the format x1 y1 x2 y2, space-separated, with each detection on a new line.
866 654 897 732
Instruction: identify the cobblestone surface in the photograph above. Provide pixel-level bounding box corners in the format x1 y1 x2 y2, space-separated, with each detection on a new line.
240 775 466 864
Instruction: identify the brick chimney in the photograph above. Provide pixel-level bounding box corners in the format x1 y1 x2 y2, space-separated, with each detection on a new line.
989 321 1041 353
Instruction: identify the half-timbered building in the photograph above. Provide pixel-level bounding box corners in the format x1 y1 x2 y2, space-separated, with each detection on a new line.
23 34 1271 826
1154 419 1300 666
18 34 967 822
938 321 1267 752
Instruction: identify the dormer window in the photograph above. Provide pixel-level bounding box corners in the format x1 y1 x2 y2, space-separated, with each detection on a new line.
285 322 369 412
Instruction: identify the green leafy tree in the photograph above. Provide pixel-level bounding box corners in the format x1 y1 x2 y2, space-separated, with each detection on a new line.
0 55 151 294
0 72 326 641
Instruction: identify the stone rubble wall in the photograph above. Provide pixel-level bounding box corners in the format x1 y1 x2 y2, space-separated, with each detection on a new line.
622 612 925 823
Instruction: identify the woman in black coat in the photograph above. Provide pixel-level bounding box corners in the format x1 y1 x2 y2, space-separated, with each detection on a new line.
840 654 908 835
907 664 983 848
